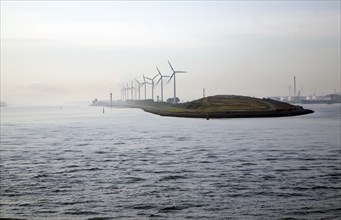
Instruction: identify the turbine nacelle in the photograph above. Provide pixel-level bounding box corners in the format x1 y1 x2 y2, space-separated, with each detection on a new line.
166 60 188 104
135 79 145 88
144 74 159 88
167 60 187 83
156 66 170 86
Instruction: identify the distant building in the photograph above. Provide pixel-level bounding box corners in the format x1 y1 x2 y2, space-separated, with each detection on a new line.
326 94 341 103
268 94 341 104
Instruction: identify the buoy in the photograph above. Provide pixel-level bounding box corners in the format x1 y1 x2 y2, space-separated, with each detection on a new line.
103 107 105 114
206 113 210 120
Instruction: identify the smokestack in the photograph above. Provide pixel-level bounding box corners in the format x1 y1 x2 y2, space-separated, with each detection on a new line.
203 88 205 98
294 76 296 96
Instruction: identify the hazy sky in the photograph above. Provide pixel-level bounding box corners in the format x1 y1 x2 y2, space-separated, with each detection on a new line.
1 1 340 105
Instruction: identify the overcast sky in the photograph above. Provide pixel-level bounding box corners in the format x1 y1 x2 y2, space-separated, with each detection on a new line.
1 1 340 105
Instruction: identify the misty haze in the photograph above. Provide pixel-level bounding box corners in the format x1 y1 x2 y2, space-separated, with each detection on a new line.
0 1 340 219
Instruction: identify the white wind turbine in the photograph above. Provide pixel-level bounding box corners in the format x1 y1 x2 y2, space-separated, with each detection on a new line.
155 66 170 102
130 81 134 100
121 85 126 101
144 74 159 101
135 79 144 100
167 61 187 104
121 87 124 101
126 83 130 100
143 74 149 100
124 85 128 100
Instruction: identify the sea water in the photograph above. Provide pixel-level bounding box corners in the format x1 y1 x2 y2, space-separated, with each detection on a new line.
0 104 340 219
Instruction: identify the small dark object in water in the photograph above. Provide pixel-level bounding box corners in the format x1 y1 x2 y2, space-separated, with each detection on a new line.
206 113 210 120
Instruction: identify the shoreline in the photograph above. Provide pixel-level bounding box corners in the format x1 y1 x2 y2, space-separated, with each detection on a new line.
141 107 314 118
92 95 315 118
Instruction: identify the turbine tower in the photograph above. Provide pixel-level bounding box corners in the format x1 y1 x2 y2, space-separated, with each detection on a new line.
143 74 149 100
123 85 127 100
135 79 144 100
121 86 126 101
126 83 130 100
131 81 134 100
155 66 170 102
144 74 159 101
167 60 187 104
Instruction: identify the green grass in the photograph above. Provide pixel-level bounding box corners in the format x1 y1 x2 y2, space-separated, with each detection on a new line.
140 95 296 114
178 95 273 112
130 95 313 118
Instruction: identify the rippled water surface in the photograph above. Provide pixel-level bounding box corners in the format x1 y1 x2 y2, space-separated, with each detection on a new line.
1 104 340 219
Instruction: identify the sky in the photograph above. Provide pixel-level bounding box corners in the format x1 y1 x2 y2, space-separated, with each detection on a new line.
1 1 340 105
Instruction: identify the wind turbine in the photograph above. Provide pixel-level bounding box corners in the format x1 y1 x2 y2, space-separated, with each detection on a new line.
143 74 149 100
167 60 187 104
121 88 124 101
130 80 134 100
123 85 126 100
155 66 170 102
144 74 159 101
126 83 130 100
125 86 128 101
135 79 144 100
121 85 124 101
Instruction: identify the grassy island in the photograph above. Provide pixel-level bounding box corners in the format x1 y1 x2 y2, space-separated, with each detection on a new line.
134 95 314 118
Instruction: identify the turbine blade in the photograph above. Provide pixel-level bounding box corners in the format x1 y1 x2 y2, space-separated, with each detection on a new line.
167 74 174 83
153 74 158 80
175 71 187 73
156 77 162 86
156 66 161 75
168 60 175 72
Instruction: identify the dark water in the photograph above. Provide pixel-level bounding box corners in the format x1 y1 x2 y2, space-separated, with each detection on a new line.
1 104 340 219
